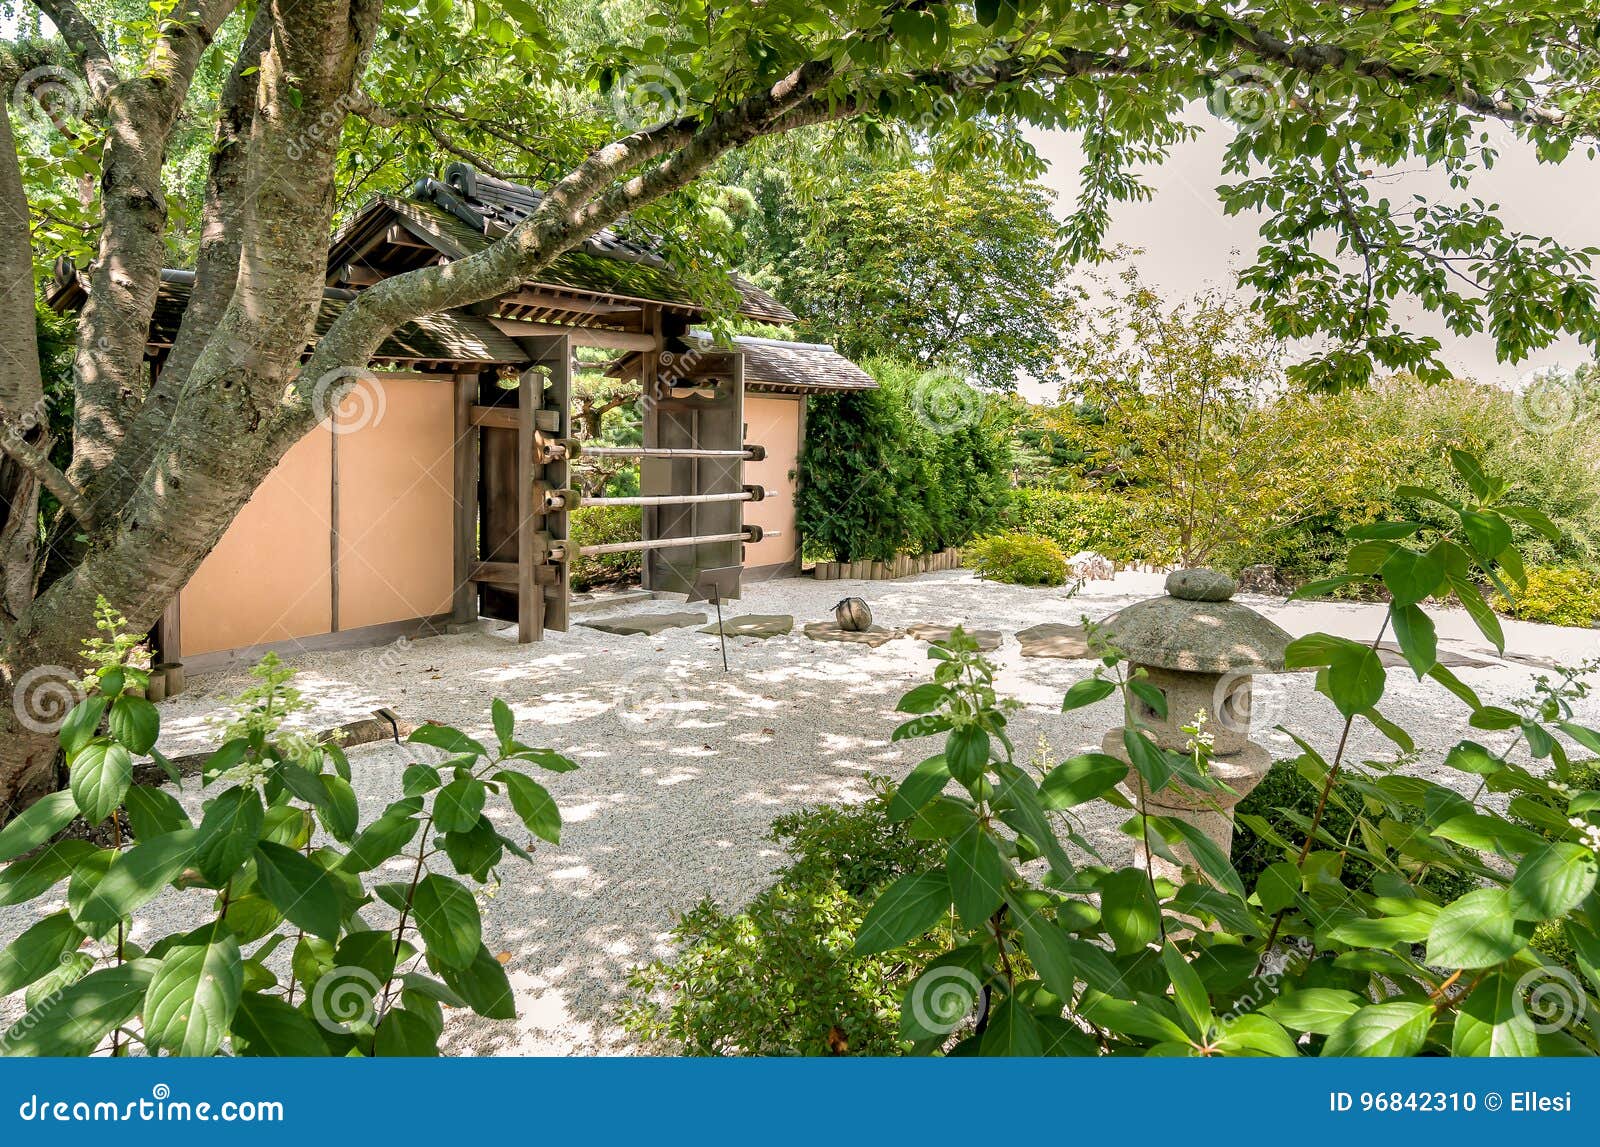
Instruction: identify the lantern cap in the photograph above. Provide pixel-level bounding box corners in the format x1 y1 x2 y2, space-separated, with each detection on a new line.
1102 568 1292 675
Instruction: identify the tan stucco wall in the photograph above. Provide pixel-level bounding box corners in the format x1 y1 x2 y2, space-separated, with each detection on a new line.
742 394 802 571
179 425 334 657
335 379 456 630
177 377 456 658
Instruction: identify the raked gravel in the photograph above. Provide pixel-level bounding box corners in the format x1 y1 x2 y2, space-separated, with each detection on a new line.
3 570 1598 1054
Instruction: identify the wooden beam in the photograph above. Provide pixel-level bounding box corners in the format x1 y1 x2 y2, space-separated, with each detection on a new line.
516 364 541 644
489 316 656 352
385 224 434 249
498 288 640 316
469 404 520 430
452 370 479 626
337 264 386 287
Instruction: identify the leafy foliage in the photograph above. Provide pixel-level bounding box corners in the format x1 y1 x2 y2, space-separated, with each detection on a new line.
1493 566 1600 628
1002 486 1168 566
0 604 575 1056
796 358 1011 563
861 454 1600 1056
622 782 943 1056
568 504 644 592
968 532 1071 587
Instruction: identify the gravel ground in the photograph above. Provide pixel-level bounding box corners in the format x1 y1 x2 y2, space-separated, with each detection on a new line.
4 569 1598 1054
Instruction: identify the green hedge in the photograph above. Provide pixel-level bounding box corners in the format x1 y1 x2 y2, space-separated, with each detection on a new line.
1493 566 1600 628
969 532 1070 586
568 504 642 591
796 358 1012 563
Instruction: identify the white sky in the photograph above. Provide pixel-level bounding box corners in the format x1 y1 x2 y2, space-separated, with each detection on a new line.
1024 118 1600 402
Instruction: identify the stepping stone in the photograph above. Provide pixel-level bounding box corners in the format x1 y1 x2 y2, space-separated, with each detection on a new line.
904 623 1003 651
699 614 794 638
803 621 900 647
1375 641 1497 670
580 611 708 636
1017 622 1092 660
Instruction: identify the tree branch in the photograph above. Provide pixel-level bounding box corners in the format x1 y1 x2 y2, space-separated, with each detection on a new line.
0 418 95 529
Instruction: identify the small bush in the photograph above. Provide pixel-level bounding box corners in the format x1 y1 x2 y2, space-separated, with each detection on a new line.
969 531 1070 586
1493 565 1600 627
1002 486 1169 566
622 781 944 1056
568 504 642 591
1233 757 1480 903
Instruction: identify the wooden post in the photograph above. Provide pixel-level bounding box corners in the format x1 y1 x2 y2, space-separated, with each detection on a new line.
451 369 479 627
516 362 542 644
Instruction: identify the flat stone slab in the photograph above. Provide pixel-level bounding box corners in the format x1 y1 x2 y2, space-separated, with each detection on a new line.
1375 642 1496 670
699 614 794 638
803 621 899 647
580 611 707 636
904 623 1002 651
1017 622 1092 660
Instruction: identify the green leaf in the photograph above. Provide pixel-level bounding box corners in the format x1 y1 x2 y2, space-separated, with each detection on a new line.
506 746 578 773
108 696 160 755
143 922 243 1057
1012 901 1077 1003
0 911 83 995
1162 942 1212 1039
1324 645 1385 719
254 841 343 939
1453 972 1538 1057
1262 989 1362 1035
1061 676 1116 712
1380 546 1444 607
0 789 80 862
407 724 487 757
1508 843 1598 921
1129 678 1168 720
0 840 95 906
495 770 561 843
1460 509 1513 563
69 741 133 825
58 696 107 757
889 755 950 821
1321 1001 1434 1057
194 786 264 887
376 1007 441 1056
412 873 482 969
1426 888 1531 968
1123 727 1176 791
979 993 1044 1056
1039 753 1127 810
855 869 951 955
0 960 154 1056
1389 603 1437 677
74 829 198 932
123 784 192 839
317 775 360 843
342 808 420 873
947 824 1005 927
1449 449 1496 501
435 944 515 1019
1498 504 1561 541
491 698 515 753
897 682 949 714
433 776 486 833
1447 572 1504 653
232 991 331 1056
1255 861 1302 914
1100 867 1160 956
944 725 990 783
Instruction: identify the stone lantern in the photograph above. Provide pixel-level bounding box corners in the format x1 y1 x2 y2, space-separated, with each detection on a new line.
1098 568 1293 880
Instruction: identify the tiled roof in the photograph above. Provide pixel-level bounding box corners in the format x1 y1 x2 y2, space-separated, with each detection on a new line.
389 164 795 324
731 335 878 392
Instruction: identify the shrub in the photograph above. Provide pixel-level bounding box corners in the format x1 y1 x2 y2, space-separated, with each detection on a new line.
1493 565 1600 627
0 602 576 1057
1233 757 1480 904
622 781 945 1056
568 504 642 591
796 358 1012 563
1002 486 1168 565
969 532 1070 586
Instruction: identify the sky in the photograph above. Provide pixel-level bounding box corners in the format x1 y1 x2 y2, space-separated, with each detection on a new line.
1023 117 1600 402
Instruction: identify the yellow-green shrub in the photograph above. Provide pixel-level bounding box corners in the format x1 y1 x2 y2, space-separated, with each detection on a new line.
969 531 1070 586
569 504 643 591
1493 565 1600 627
